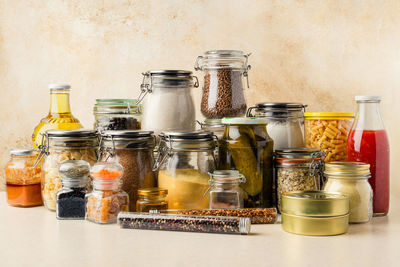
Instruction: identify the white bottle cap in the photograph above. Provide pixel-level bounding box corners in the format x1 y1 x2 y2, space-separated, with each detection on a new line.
355 95 381 101
48 83 71 90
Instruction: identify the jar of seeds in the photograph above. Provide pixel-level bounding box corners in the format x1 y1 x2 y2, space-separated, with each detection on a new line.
274 148 325 212
194 50 251 119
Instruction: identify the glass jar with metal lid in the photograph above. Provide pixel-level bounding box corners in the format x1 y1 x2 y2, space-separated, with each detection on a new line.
155 131 216 210
98 130 156 211
198 118 225 167
93 99 142 133
207 170 246 209
138 70 198 135
281 191 349 236
275 148 325 212
136 188 168 212
219 117 274 208
194 50 251 119
323 162 373 223
247 103 306 150
37 129 98 211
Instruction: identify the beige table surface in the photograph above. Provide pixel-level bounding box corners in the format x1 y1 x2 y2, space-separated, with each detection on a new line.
0 192 398 267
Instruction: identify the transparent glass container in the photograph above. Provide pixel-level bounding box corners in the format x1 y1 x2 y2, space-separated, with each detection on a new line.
85 162 129 224
208 170 246 209
247 102 306 150
219 117 274 208
99 130 156 211
139 70 198 136
198 119 224 169
93 99 142 133
346 96 389 216
5 149 42 207
323 162 373 223
274 148 324 212
56 160 90 220
38 129 98 211
136 188 168 212
194 50 251 119
32 84 83 148
155 131 216 210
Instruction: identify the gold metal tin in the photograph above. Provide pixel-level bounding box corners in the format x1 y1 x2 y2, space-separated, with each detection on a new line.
281 191 349 217
281 213 349 236
324 161 371 178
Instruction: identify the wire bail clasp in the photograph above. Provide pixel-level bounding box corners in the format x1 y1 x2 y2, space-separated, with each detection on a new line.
309 151 326 190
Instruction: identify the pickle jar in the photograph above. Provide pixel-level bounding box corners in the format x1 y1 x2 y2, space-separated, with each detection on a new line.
195 50 251 119
274 148 325 212
136 188 168 212
219 117 274 208
86 162 129 224
93 99 142 133
38 129 98 211
154 131 216 210
247 102 306 150
99 130 156 211
323 162 373 223
5 149 43 207
207 170 246 209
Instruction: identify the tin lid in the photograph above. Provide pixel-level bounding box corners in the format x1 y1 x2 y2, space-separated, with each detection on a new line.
102 130 153 139
160 131 214 141
304 112 354 119
141 70 198 88
138 187 168 197
203 50 245 58
46 129 98 139
324 162 371 178
221 117 267 125
48 83 70 90
275 148 321 159
281 190 349 217
9 149 34 156
355 95 381 101
208 170 246 184
201 119 224 127
255 102 306 110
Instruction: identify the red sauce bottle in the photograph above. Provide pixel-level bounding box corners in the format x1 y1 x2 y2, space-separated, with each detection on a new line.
347 96 390 216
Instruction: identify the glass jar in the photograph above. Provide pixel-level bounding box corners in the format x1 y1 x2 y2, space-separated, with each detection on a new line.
93 99 142 133
207 170 246 209
99 130 156 211
139 70 197 135
274 148 324 212
323 162 373 223
86 162 129 224
304 112 354 162
5 149 43 207
56 160 90 220
219 117 274 208
198 119 224 168
347 96 389 216
136 188 168 212
194 50 251 119
38 129 98 211
32 84 83 148
247 103 306 150
155 131 216 210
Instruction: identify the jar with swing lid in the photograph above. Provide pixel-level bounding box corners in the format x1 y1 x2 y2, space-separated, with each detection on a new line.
274 148 325 212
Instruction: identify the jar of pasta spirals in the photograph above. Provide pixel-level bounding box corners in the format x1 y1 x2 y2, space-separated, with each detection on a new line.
37 130 98 211
304 113 354 162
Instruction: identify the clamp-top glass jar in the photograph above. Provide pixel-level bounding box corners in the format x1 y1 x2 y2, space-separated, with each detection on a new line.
274 148 325 212
195 50 251 119
99 130 156 211
247 103 306 150
37 129 98 211
155 131 216 210
139 70 198 135
93 99 142 133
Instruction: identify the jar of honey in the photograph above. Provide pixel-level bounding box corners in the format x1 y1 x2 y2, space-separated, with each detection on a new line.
136 188 168 212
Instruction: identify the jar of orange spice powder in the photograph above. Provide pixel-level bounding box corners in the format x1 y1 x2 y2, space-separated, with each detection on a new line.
5 149 43 207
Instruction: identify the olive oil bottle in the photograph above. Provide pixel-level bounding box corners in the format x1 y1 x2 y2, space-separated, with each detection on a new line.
32 84 83 147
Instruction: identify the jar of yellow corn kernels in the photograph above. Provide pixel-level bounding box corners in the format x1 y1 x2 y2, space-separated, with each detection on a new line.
304 113 354 162
36 130 98 211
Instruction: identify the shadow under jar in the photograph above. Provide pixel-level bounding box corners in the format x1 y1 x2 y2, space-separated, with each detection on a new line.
247 102 306 150
195 50 251 119
155 131 216 210
219 117 274 208
139 70 197 136
93 99 142 133
98 130 156 211
38 129 98 211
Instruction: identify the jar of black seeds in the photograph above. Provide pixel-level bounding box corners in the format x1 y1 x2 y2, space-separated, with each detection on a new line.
56 160 90 220
194 50 251 119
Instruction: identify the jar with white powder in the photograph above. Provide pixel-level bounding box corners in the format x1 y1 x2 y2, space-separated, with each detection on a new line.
247 103 306 150
138 70 198 135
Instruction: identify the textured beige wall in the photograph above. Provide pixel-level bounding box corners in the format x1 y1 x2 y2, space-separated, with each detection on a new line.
1 0 399 196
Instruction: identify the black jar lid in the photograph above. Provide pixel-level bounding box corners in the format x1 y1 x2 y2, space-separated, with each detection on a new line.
254 102 306 110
